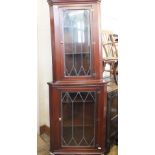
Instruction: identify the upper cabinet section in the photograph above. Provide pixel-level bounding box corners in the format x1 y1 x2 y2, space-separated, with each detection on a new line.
49 2 103 82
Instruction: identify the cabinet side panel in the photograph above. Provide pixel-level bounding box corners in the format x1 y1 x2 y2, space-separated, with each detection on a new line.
49 7 56 81
103 84 107 152
92 3 103 79
49 86 61 151
96 84 107 153
49 6 62 82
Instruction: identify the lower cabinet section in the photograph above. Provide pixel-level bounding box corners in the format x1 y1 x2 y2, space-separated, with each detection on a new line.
48 82 107 154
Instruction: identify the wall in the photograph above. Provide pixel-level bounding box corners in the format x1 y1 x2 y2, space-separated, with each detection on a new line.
38 0 52 131
37 0 118 131
101 0 118 33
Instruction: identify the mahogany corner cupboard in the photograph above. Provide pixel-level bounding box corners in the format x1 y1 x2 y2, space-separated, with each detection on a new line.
47 0 107 154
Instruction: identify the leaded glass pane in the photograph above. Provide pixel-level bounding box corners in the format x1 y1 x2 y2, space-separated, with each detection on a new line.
63 9 92 76
61 91 96 147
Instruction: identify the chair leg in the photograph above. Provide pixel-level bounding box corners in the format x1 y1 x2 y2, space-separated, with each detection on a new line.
113 61 118 85
103 61 106 73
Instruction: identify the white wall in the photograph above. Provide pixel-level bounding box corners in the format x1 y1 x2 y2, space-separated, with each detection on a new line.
101 0 118 77
37 0 118 131
38 0 52 131
101 0 118 33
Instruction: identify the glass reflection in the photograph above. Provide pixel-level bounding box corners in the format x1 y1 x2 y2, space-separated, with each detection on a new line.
63 9 92 76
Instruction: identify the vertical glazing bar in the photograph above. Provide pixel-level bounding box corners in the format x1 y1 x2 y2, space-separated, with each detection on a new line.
81 21 83 66
83 97 85 138
61 92 63 145
93 92 96 145
71 20 75 75
72 94 74 140
63 10 66 76
88 9 91 75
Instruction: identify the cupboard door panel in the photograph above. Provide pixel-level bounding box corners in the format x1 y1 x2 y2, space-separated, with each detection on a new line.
49 84 107 154
61 91 96 146
60 7 94 77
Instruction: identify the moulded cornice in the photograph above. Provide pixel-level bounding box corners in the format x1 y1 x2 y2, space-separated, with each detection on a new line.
47 0 101 5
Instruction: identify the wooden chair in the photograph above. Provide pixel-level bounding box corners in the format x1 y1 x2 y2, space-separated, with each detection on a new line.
101 30 118 84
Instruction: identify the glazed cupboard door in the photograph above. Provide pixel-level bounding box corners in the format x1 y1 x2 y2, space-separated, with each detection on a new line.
60 7 93 77
61 91 97 147
53 4 103 81
49 85 106 154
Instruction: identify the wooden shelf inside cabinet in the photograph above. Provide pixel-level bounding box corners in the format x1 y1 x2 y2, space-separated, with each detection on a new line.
63 122 94 127
65 52 90 55
63 121 95 127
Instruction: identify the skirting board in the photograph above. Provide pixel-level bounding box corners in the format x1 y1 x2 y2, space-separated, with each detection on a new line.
40 125 50 136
